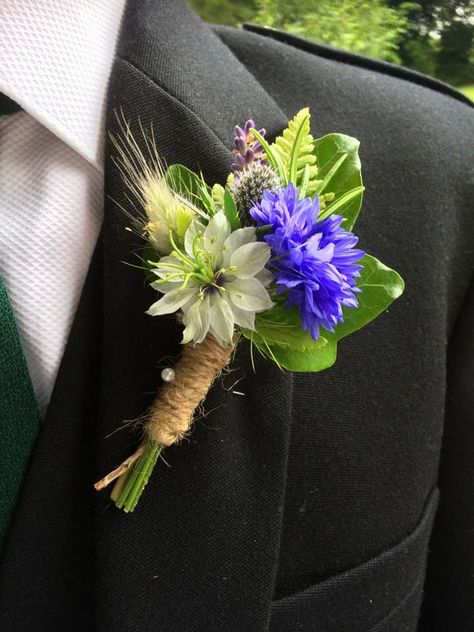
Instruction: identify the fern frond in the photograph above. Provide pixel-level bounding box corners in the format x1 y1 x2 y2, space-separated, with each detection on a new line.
271 108 319 190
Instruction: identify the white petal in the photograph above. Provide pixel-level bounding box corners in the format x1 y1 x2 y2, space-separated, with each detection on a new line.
226 278 274 312
182 297 209 344
256 268 274 288
184 219 206 257
203 212 231 265
230 242 271 279
151 280 182 293
225 297 256 330
182 294 211 344
154 255 176 267
146 287 197 316
208 292 235 344
221 227 256 266
196 294 212 342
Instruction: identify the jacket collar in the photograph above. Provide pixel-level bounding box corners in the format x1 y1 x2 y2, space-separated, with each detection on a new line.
115 0 287 148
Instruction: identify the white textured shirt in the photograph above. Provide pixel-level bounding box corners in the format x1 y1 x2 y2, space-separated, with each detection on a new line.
0 0 126 414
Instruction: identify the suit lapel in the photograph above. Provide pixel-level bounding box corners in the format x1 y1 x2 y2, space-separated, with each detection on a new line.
96 3 293 630
0 2 294 630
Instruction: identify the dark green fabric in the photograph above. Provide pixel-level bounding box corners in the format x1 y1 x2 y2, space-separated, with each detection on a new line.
0 95 40 549
0 280 40 549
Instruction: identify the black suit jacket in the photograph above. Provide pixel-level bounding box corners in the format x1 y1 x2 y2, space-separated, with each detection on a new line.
1 1 473 630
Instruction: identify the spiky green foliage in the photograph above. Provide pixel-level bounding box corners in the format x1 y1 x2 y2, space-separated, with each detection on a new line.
271 108 320 193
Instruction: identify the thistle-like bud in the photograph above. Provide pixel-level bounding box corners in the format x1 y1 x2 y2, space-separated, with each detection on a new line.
231 161 280 221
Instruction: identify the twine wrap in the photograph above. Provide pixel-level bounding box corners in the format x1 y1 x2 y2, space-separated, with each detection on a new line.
94 334 234 498
145 334 234 447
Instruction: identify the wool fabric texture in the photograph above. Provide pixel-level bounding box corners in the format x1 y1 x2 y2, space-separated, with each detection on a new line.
0 278 39 550
0 2 472 631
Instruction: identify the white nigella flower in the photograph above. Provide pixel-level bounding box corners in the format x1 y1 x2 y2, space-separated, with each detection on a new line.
147 212 274 345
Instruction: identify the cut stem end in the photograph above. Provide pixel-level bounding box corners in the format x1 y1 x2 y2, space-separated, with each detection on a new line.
93 444 145 491
112 442 163 512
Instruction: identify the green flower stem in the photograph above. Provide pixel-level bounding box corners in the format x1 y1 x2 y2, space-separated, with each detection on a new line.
109 466 132 503
112 442 162 512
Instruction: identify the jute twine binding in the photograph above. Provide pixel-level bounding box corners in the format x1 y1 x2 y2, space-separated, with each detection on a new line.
146 334 234 446
94 334 233 491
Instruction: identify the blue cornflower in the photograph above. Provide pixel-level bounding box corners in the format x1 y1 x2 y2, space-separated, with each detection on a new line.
250 183 365 340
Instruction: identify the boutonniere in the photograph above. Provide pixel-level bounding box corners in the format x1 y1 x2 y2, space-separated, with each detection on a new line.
95 108 404 511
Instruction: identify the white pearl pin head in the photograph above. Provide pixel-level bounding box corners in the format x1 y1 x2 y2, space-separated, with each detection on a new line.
161 367 176 383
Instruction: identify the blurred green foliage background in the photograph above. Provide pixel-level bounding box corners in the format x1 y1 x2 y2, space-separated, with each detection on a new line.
190 0 474 98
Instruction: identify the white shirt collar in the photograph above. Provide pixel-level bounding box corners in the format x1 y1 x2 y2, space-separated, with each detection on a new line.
0 0 126 170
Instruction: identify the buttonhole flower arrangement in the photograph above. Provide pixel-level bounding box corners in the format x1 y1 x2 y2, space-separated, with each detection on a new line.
95 108 405 511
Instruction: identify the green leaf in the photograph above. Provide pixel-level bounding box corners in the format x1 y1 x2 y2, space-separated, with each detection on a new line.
165 164 214 218
246 303 325 352
198 172 217 215
312 133 363 229
272 108 318 189
242 302 335 372
327 254 405 342
242 254 404 373
252 333 337 372
223 189 241 230
315 152 348 198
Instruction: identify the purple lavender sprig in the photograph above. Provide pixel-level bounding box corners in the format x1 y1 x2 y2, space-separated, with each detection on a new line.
231 119 267 173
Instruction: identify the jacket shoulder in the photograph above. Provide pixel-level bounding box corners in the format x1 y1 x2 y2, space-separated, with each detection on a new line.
240 23 473 110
